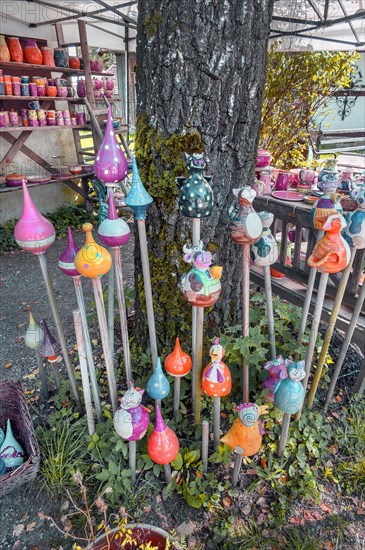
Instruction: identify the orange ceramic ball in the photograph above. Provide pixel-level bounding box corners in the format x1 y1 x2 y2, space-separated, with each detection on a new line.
147 426 180 465
74 223 112 278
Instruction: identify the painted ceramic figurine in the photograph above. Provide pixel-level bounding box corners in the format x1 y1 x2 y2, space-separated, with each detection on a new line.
228 186 263 244
164 338 192 377
0 419 26 471
343 183 365 250
98 194 131 248
113 385 150 441
74 223 112 278
202 338 232 397
147 405 180 465
125 156 153 221
311 180 342 230
221 403 268 457
94 105 129 184
262 355 287 402
180 242 222 307
251 211 278 267
147 358 170 400
273 359 305 414
38 319 61 362
176 152 213 218
25 312 44 350
308 213 351 273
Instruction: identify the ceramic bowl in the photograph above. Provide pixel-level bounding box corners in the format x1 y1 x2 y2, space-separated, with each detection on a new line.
69 164 83 175
5 174 28 187
27 175 51 184
102 119 120 129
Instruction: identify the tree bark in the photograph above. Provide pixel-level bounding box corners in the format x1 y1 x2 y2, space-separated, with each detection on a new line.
135 0 274 351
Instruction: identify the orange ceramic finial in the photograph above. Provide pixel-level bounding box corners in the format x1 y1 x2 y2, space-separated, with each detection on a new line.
74 223 112 278
164 338 192 377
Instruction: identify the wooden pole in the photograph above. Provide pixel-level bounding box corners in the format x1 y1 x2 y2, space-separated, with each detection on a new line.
213 397 221 451
325 283 365 406
163 463 172 484
242 244 250 402
264 265 276 359
38 254 81 409
91 278 118 413
201 420 209 472
78 20 96 109
35 350 49 399
191 218 201 413
112 247 132 386
129 440 136 484
352 357 365 395
278 413 291 456
73 277 102 421
73 310 95 436
137 220 158 370
307 248 356 408
194 307 204 424
173 377 181 421
232 446 244 486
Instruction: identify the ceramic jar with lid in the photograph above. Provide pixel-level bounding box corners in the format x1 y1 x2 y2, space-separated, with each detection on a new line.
8 37 23 62
24 39 42 64
0 35 10 62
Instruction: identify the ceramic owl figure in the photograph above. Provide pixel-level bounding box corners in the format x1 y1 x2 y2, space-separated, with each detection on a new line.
180 241 222 307
176 153 213 218
202 338 232 398
343 184 365 250
228 186 263 245
221 402 268 457
308 213 351 274
262 355 287 402
251 211 279 267
273 359 305 414
113 385 150 441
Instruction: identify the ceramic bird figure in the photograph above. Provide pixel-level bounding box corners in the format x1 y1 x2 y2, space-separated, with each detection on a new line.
180 241 222 307
98 194 131 248
125 156 153 221
0 419 26 471
58 227 80 277
113 385 150 441
202 338 232 397
38 319 61 362
164 338 192 377
343 184 365 250
307 213 351 273
93 105 128 184
251 211 279 267
74 223 112 278
273 359 305 414
221 402 268 457
228 186 263 245
147 405 180 465
262 355 287 402
176 152 213 218
25 312 44 351
147 358 170 400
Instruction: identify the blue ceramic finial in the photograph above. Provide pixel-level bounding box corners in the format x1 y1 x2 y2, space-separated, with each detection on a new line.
125 157 153 221
147 357 170 400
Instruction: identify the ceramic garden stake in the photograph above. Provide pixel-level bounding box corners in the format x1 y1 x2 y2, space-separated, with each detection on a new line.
0 419 26 472
262 355 287 402
228 185 263 402
125 157 158 372
147 404 180 483
75 223 117 413
94 105 129 184
59 228 102 420
25 313 49 399
202 339 232 450
14 182 80 408
221 402 268 457
165 338 192 420
147 358 170 402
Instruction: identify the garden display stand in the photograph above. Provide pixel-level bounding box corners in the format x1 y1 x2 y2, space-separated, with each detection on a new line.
25 312 48 399
73 310 95 436
59 227 102 421
14 181 81 408
74 223 118 413
228 185 262 401
164 338 192 420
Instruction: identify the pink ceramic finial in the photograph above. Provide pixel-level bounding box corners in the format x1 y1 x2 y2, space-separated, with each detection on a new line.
154 404 167 433
93 105 129 184
108 193 118 221
14 181 55 255
98 194 131 248
58 227 80 277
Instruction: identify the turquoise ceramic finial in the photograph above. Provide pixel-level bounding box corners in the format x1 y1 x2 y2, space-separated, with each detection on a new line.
0 419 26 471
125 157 153 221
147 357 170 400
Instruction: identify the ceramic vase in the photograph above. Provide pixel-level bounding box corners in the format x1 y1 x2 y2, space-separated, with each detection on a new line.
93 105 128 184
113 385 150 441
180 242 222 307
0 35 10 62
164 338 192 377
77 79 87 98
74 223 112 278
202 339 231 397
24 39 42 64
54 48 68 68
41 47 55 66
0 419 26 471
147 358 170 400
176 153 213 218
8 37 23 62
98 194 131 248
147 405 179 465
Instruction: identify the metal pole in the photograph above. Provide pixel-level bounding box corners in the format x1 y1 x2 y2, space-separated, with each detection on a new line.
264 265 276 359
191 218 201 412
242 244 250 402
278 413 291 456
232 446 244 486
73 310 95 436
124 25 130 142
73 277 102 421
112 247 133 386
194 307 204 424
201 420 209 472
213 397 221 450
38 254 81 409
298 231 323 340
35 350 49 399
164 463 172 484
91 278 118 413
173 377 181 421
108 256 115 364
129 440 136 484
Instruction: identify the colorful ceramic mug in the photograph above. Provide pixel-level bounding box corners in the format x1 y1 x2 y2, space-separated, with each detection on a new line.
28 83 37 96
76 112 87 125
28 100 40 110
299 169 316 184
274 171 291 191
46 85 57 97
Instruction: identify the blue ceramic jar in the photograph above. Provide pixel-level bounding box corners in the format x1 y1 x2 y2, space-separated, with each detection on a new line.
54 48 68 68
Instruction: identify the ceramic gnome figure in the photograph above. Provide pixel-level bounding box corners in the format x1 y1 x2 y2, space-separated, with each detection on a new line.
164 338 192 378
113 385 150 441
221 403 268 457
176 153 213 218
228 186 263 245
251 211 278 266
147 358 170 400
343 183 365 250
202 338 232 397
180 242 222 307
147 405 180 465
273 360 305 414
262 355 287 402
308 213 351 273
0 419 26 471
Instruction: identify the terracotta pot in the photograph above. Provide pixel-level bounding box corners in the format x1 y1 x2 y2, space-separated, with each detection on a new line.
69 56 80 69
8 37 23 63
90 523 182 550
0 35 10 62
41 47 55 66
24 39 42 64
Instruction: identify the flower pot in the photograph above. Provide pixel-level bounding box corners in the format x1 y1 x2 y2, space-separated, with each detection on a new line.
90 523 182 550
0 35 10 62
8 37 23 63
24 39 42 65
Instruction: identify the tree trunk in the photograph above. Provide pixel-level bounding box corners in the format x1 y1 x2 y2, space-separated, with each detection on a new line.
135 0 274 353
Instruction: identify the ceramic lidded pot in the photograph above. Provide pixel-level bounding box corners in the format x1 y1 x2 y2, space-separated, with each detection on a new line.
24 39 42 64
0 35 10 62
54 48 68 68
8 37 23 62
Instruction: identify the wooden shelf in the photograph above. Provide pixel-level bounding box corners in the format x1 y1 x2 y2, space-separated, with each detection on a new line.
0 171 95 193
0 124 89 133
0 61 113 77
0 95 120 102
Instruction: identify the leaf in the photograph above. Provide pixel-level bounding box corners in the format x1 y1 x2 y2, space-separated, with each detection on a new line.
320 503 332 514
13 524 24 537
26 521 36 532
183 484 203 509
171 453 183 471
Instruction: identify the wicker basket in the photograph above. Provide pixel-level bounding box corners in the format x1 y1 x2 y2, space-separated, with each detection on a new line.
0 381 40 495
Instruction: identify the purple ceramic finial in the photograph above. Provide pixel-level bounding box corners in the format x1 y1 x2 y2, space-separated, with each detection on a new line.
154 404 167 433
93 105 128 184
98 194 131 248
58 227 80 277
108 193 118 221
14 181 55 255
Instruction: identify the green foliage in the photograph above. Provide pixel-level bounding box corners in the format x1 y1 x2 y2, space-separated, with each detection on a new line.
260 49 359 167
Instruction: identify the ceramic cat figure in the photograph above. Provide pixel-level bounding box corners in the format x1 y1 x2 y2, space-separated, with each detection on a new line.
176 153 213 218
228 186 263 245
308 213 351 273
202 338 232 398
180 241 222 307
262 355 287 402
221 402 268 457
273 359 305 414
113 385 150 441
343 183 365 250
251 211 279 267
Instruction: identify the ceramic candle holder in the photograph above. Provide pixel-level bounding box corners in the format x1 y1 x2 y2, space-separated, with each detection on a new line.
94 105 128 184
221 402 268 457
273 359 305 414
164 338 192 377
114 385 150 441
176 152 213 218
74 223 112 278
147 405 179 465
308 213 351 274
228 186 263 245
125 157 153 221
147 358 170 400
202 338 231 397
98 194 131 248
180 241 222 307
58 227 80 277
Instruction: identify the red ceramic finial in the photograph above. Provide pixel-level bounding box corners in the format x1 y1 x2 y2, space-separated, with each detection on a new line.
147 405 180 465
164 338 192 377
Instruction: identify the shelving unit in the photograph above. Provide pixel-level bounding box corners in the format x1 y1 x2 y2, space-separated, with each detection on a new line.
0 125 89 133
0 60 112 77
